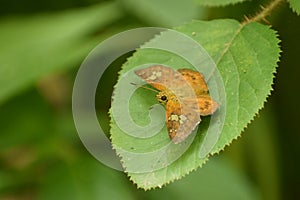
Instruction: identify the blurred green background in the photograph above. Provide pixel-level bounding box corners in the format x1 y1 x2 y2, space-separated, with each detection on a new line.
0 0 299 199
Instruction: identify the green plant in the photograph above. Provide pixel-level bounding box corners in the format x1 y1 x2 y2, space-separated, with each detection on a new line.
110 0 293 190
0 0 299 199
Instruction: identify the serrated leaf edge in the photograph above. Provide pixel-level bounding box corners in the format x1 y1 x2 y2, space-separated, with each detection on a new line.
289 0 300 15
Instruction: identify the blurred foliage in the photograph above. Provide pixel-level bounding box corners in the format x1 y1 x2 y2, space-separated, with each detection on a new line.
117 0 202 27
194 0 248 7
0 0 299 200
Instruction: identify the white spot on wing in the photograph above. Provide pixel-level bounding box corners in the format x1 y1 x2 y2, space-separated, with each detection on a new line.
179 114 187 124
147 71 162 80
168 114 179 121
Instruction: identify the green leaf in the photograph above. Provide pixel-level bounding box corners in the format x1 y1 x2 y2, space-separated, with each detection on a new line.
193 0 248 7
118 0 202 27
110 19 280 189
0 2 122 105
288 0 300 15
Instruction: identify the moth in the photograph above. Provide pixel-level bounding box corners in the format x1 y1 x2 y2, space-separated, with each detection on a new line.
134 65 218 143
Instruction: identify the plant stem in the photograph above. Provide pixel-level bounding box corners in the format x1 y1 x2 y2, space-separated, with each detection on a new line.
244 0 285 24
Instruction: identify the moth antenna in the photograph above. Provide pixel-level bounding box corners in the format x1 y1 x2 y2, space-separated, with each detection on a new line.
130 82 158 93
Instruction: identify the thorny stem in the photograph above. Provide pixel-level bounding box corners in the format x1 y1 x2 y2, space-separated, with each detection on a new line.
243 0 285 24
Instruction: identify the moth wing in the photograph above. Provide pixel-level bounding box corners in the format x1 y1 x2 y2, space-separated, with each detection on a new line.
183 95 219 116
134 65 176 91
197 95 219 116
177 68 209 96
166 100 201 143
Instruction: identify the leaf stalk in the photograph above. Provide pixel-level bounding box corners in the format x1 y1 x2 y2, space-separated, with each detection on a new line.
243 0 285 24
